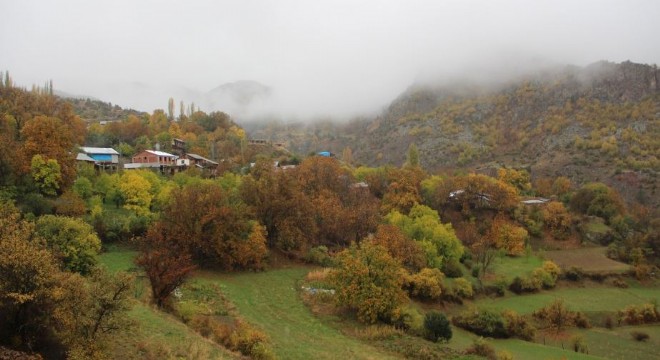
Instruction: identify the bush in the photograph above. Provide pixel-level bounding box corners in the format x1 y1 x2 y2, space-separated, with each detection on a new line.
604 315 614 329
423 311 452 343
571 335 589 353
631 331 650 342
509 275 542 294
564 266 584 281
453 309 507 338
574 311 591 328
619 303 659 325
502 310 536 340
451 278 474 299
403 268 444 300
304 246 334 267
465 337 497 360
442 258 463 278
391 305 424 335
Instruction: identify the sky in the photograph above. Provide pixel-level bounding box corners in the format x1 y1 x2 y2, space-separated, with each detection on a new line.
1 0 659 120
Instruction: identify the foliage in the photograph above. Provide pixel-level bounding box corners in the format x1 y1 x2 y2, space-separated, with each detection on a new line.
542 201 572 239
119 171 153 216
450 277 474 299
441 258 463 278
370 224 426 272
570 182 625 223
54 190 87 216
329 241 407 324
30 155 62 196
618 303 659 325
533 298 575 332
453 308 508 338
402 268 444 300
304 245 334 267
72 177 93 200
423 311 452 342
487 215 528 256
630 331 650 342
35 215 101 274
135 222 196 308
385 204 464 268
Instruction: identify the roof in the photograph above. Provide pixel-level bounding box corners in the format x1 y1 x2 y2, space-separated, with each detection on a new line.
80 146 119 155
186 153 219 165
521 198 550 205
145 150 176 157
76 153 96 162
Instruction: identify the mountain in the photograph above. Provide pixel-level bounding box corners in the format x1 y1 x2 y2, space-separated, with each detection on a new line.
246 61 660 207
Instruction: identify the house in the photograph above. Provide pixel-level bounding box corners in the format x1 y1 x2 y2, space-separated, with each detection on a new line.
77 146 120 171
128 150 177 169
185 153 219 169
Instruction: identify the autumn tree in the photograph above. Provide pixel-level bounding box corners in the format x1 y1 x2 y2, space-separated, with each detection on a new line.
487 215 528 256
21 114 82 187
159 181 267 269
380 167 425 215
543 201 572 239
406 143 420 168
497 168 531 194
370 224 427 272
119 171 153 215
136 222 196 308
0 203 60 350
330 241 407 324
533 298 575 333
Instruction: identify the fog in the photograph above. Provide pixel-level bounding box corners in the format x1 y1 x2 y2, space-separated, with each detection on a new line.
1 0 659 121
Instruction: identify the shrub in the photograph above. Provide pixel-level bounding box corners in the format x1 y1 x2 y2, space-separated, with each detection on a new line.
391 305 424 335
509 275 542 294
612 278 628 288
619 303 659 325
304 246 334 267
604 315 614 329
403 268 444 300
564 266 584 281
574 311 591 328
353 325 403 341
452 278 474 299
465 337 497 360
631 331 650 342
453 309 507 338
502 310 536 340
423 311 452 342
442 258 463 278
571 335 589 353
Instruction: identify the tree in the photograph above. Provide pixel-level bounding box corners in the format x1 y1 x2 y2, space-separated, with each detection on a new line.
533 298 575 333
424 311 452 342
136 222 196 308
487 216 528 256
570 182 624 223
54 190 87 216
406 143 420 167
30 154 62 196
35 215 101 274
72 176 93 200
370 224 426 272
0 203 59 350
385 204 464 268
543 201 572 239
330 241 407 324
160 182 267 269
119 171 153 216
497 168 531 194
167 97 175 121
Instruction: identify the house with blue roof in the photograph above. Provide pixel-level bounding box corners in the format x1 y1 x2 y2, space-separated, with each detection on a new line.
77 147 120 171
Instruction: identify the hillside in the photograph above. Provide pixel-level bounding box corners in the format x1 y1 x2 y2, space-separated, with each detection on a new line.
247 61 659 206
65 97 146 123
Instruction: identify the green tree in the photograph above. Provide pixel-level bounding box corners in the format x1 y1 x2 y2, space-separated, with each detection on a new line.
385 204 464 268
406 143 420 167
30 154 62 196
424 311 452 342
35 215 101 274
72 176 93 200
330 241 407 324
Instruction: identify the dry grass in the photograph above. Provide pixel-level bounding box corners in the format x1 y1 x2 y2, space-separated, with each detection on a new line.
305 268 332 282
543 247 630 273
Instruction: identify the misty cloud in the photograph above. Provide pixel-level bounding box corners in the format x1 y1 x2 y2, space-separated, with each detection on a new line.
1 0 659 121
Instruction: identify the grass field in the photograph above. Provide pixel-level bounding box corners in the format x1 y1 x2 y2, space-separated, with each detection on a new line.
474 287 660 314
486 254 545 282
198 268 401 360
541 325 660 360
544 247 630 273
